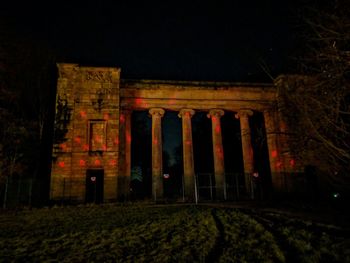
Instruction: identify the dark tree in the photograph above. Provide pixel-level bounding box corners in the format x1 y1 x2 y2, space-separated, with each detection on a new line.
0 24 56 206
278 0 350 188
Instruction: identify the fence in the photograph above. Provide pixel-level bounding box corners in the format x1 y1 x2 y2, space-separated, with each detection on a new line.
0 177 45 208
50 176 118 204
179 172 245 202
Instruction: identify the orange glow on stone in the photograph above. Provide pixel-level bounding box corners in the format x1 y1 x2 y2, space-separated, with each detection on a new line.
80 111 87 118
126 134 131 143
109 159 117 166
79 159 86 166
82 144 89 151
153 139 158 145
114 138 119 145
185 140 191 145
215 125 221 134
271 150 278 158
102 144 107 151
94 159 101 166
104 113 110 120
58 161 65 168
216 146 224 159
74 137 81 144
276 161 282 168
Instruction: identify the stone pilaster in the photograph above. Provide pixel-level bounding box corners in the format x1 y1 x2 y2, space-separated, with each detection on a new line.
149 108 165 201
207 109 226 200
178 109 195 201
235 109 254 196
263 109 285 192
118 110 132 200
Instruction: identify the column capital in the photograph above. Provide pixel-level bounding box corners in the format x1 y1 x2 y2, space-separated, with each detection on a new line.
235 109 253 119
149 108 165 117
207 109 224 119
178 109 195 118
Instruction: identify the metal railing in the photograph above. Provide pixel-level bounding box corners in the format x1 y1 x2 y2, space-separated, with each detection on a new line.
180 172 244 203
1 177 44 208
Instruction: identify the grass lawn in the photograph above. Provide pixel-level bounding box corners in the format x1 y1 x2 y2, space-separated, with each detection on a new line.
0 204 349 262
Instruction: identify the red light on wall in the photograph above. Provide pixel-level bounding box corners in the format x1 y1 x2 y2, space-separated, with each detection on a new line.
80 111 87 118
185 140 191 145
82 144 89 151
120 114 125 123
79 159 86 167
153 139 158 145
215 125 221 134
126 134 131 143
95 135 102 143
271 150 278 158
59 143 67 150
114 138 119 145
58 161 65 168
104 113 110 120
276 161 282 168
94 159 101 166
216 146 224 159
109 159 117 166
74 137 81 144
290 159 295 167
102 144 107 151
135 98 143 105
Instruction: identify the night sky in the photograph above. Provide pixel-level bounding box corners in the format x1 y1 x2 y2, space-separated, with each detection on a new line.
1 0 301 182
2 0 297 81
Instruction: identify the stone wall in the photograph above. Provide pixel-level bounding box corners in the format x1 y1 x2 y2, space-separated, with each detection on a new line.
51 64 121 202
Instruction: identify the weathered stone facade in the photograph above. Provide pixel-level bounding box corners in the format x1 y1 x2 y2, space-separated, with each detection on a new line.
50 63 299 203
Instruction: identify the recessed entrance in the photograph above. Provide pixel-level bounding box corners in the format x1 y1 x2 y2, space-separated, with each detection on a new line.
86 169 104 203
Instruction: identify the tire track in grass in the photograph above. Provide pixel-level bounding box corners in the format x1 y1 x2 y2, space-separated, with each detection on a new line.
205 208 226 263
240 208 297 263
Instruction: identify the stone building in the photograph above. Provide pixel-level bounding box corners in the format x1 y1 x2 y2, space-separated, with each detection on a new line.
50 63 299 203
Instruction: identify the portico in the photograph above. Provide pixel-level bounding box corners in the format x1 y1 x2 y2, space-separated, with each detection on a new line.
50 64 296 203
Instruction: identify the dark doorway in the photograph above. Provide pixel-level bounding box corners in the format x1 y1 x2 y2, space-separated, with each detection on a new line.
86 169 104 203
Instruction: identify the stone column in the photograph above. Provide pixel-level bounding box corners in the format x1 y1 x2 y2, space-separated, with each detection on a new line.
207 109 226 200
149 108 165 201
235 109 254 196
178 109 195 201
118 110 132 200
263 109 284 192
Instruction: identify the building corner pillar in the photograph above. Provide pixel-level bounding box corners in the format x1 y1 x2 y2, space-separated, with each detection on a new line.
263 109 285 192
207 109 226 200
149 108 165 201
178 109 195 201
235 109 254 197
